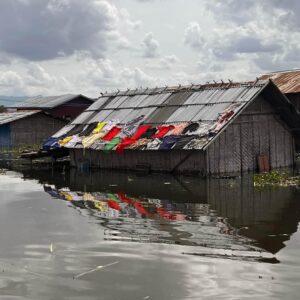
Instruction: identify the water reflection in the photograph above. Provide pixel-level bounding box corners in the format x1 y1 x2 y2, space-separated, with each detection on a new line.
18 168 300 258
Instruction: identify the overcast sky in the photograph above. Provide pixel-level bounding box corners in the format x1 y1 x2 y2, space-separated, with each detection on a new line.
0 0 299 97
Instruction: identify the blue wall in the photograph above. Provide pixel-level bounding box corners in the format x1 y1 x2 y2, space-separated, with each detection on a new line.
0 124 11 148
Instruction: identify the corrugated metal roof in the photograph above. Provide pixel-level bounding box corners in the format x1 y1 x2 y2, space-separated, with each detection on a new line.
49 79 300 152
260 70 300 94
0 111 40 125
15 94 92 109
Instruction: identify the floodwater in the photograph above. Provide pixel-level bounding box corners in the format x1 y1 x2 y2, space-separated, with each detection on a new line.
0 166 300 300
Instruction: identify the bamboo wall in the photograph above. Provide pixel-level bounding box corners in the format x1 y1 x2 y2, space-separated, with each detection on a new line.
70 149 207 175
206 96 295 174
10 113 66 147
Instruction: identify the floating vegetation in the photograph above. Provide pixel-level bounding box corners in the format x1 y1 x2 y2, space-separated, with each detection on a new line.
254 171 300 189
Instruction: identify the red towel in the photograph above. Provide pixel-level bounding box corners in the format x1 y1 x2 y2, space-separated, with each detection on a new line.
116 125 151 154
152 125 175 139
102 126 121 141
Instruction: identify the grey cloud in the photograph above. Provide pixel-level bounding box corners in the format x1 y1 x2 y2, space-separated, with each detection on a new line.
0 0 129 61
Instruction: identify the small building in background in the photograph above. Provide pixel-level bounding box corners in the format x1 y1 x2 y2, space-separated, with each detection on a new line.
0 111 67 149
52 80 300 176
9 94 94 121
261 70 300 110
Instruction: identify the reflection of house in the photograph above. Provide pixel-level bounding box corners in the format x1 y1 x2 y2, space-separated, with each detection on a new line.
52 80 300 175
15 167 300 254
10 94 94 121
0 111 66 149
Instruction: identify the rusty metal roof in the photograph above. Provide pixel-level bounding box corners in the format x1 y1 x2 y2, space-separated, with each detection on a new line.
260 70 300 94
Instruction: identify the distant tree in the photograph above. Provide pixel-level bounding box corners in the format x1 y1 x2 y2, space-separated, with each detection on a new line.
0 106 6 113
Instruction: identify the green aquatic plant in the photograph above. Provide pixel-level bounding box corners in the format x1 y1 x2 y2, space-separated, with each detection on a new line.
254 171 300 189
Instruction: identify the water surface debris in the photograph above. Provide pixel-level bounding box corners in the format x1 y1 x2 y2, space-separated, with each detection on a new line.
74 261 119 279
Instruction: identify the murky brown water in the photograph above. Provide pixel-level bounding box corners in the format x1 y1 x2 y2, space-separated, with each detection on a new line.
0 166 300 299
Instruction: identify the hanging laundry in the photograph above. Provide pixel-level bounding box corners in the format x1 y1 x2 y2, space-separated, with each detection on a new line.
43 137 62 151
90 140 107 150
172 135 197 150
182 122 200 134
58 136 73 146
146 138 162 150
140 127 158 139
92 122 106 134
152 125 175 139
116 125 151 153
67 124 86 136
64 135 83 148
82 132 105 148
128 138 151 150
79 122 98 137
166 122 189 136
193 121 214 136
121 115 145 137
102 126 122 141
183 137 209 150
103 137 122 151
159 135 180 150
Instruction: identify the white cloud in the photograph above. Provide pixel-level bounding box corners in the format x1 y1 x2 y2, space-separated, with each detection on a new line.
184 22 204 50
141 32 160 58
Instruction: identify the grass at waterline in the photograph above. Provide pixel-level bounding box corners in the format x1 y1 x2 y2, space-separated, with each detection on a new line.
254 171 300 189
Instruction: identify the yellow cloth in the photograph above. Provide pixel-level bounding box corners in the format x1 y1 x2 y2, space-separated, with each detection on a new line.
92 122 106 134
58 136 73 146
82 133 105 148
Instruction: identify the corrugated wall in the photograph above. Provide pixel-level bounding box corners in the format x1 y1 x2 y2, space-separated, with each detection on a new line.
10 113 67 147
206 95 295 174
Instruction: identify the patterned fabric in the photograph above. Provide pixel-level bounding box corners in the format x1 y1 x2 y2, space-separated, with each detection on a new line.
121 115 145 137
146 138 162 150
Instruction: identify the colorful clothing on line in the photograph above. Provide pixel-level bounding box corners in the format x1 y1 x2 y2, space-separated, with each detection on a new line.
146 138 162 150
159 135 180 150
82 132 105 148
152 125 175 139
116 125 151 153
102 126 122 141
92 122 106 134
166 122 189 136
103 137 122 152
128 138 151 150
121 115 145 137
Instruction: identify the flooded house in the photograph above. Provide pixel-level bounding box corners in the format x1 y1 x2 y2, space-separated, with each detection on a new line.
0 111 66 149
49 80 300 175
9 94 94 121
